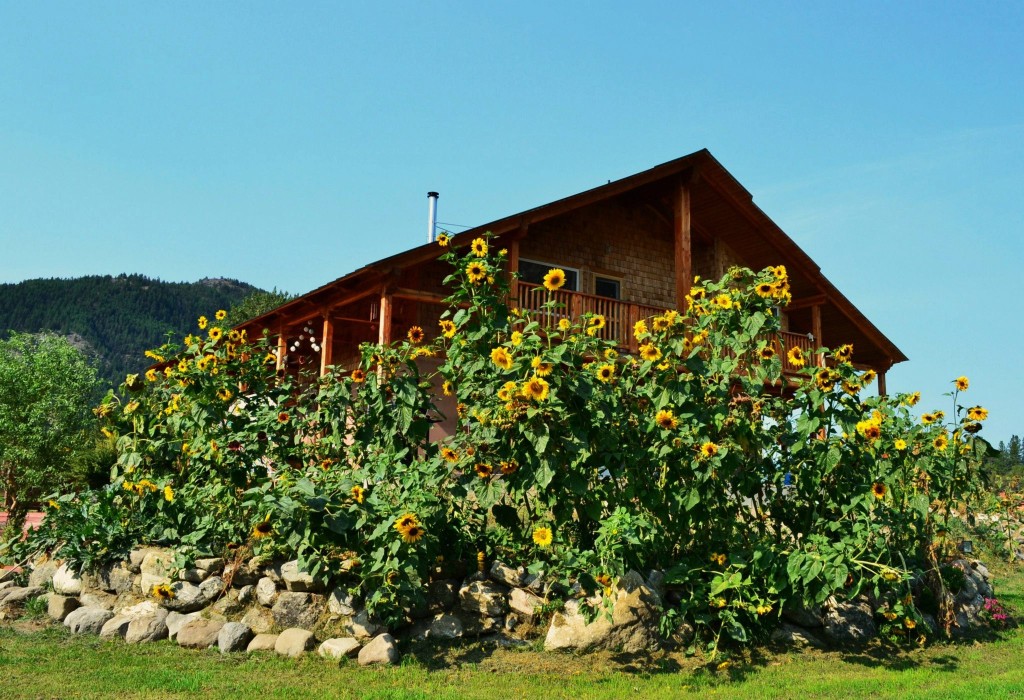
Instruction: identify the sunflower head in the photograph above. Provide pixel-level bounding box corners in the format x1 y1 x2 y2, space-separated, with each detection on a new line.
787 346 805 367
955 376 969 391
402 524 425 543
521 376 550 402
407 326 425 344
543 268 566 291
436 232 449 247
532 526 553 548
655 409 678 430
252 518 273 538
471 237 488 257
596 364 615 383
490 346 513 370
351 485 365 503
700 441 719 459
438 319 457 338
474 462 494 479
758 345 776 360
640 344 662 362
872 482 887 500
466 261 487 283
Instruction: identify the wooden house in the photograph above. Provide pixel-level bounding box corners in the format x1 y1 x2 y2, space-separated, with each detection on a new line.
239 149 906 398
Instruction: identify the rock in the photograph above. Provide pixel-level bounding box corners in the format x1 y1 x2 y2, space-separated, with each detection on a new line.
112 591 147 614
645 570 667 603
327 587 357 616
272 591 324 630
358 633 399 666
782 602 824 628
208 588 243 617
64 606 115 635
822 597 877 645
177 619 225 649
80 591 117 611
100 615 131 639
28 559 59 588
459 580 509 616
246 633 280 652
256 577 279 607
956 572 979 604
101 601 167 639
275 628 316 657
343 609 381 639
47 593 80 621
238 585 255 605
160 577 223 613
429 612 463 639
218 622 254 653
279 560 324 593
139 550 175 593
489 560 524 588
972 561 991 581
179 569 205 584
509 588 545 618
128 547 161 573
0 586 44 606
462 615 504 637
0 580 14 593
82 562 133 594
318 637 361 659
544 582 661 653
771 623 826 648
241 605 275 634
125 611 169 643
523 572 545 595
52 563 83 596
196 558 225 576
425 580 457 614
222 560 261 588
166 611 202 640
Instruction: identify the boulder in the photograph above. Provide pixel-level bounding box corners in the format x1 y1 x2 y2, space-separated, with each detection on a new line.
139 550 175 593
222 560 261 588
160 577 223 613
318 637 361 660
782 602 824 629
489 560 524 588
0 586 44 606
509 588 544 618
208 588 243 617
125 611 169 644
28 559 59 588
246 633 280 652
82 562 134 594
237 585 255 606
459 580 509 616
275 628 316 657
429 612 463 639
425 580 457 614
165 611 202 640
128 547 163 573
771 623 826 648
271 591 324 630
822 596 877 645
218 622 254 653
64 606 114 635
80 591 117 611
544 582 661 653
358 633 399 666
47 593 80 621
279 560 324 593
52 563 83 595
343 609 381 640
196 558 225 577
327 587 357 616
241 605 275 634
101 601 167 639
177 619 225 649
256 577 278 607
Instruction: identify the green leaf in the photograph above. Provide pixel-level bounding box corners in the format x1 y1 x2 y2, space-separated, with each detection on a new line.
491 504 521 530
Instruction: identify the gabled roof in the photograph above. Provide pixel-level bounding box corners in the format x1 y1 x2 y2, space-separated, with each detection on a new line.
242 149 907 368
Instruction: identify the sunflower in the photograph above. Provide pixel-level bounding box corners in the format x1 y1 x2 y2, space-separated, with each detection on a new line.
633 319 648 339
407 326 425 344
557 318 572 331
639 344 662 362
894 438 908 450
920 413 937 425
394 512 420 534
758 345 776 360
500 460 518 475
521 376 550 401
436 232 449 247
402 524 425 543
861 369 876 385
772 265 787 279
967 406 988 421
350 368 366 383
351 485 365 503
471 237 488 257
152 583 176 600
652 316 671 332
252 517 273 538
441 446 459 463
834 344 854 363
474 463 494 478
712 293 733 310
842 381 860 395
787 346 805 367
145 368 158 382
438 319 457 338
490 346 513 370
815 369 836 390
872 482 887 500
532 526 553 548
277 412 290 423
228 329 242 343
209 327 223 342
955 376 969 391
198 315 208 329
466 261 487 284
596 363 616 383
543 268 566 291
755 282 774 298
217 387 233 402
700 442 719 459
497 381 518 402
529 356 553 376
933 434 949 451
441 380 454 397
604 348 618 360
655 409 678 430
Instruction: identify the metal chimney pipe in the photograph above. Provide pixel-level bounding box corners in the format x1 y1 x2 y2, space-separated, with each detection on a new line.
427 191 439 243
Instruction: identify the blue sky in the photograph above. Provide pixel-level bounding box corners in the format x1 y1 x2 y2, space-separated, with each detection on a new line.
1 2 1022 445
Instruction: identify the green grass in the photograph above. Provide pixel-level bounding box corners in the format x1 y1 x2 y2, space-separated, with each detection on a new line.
3 561 1024 700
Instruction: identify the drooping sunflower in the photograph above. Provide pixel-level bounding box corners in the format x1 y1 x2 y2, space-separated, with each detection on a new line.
955 376 969 391
521 376 550 402
228 329 242 342
438 319 457 338
508 330 524 347
700 442 720 459
588 314 606 331
217 387 233 402
872 482 887 500
440 446 459 463
639 344 662 362
543 268 566 291
474 463 494 479
471 237 488 257
466 261 487 284
530 356 553 376
967 406 989 421
655 409 678 430
920 412 937 425
758 345 776 361
596 363 616 383
834 344 854 363
490 346 513 370
252 517 273 539
532 526 553 548
787 346 805 368
350 485 365 504
815 368 836 390
652 316 671 332
407 326 425 344
557 318 572 332
861 369 877 385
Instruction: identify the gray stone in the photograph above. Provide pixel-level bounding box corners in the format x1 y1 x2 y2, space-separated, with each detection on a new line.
82 562 133 594
246 633 279 652
64 606 114 635
125 611 169 643
218 621 254 653
52 563 83 595
222 560 261 588
208 588 243 617
429 612 463 639
358 633 399 666
165 611 202 640
327 587 357 616
462 614 504 636
509 587 544 618
544 582 661 653
28 559 59 588
101 601 166 639
160 577 223 613
459 580 509 616
523 572 545 594
196 558 225 576
47 593 80 621
179 568 205 584
100 615 131 639
489 560 524 588
237 585 255 606
0 586 44 606
128 547 162 573
275 627 316 657
343 609 381 640
771 623 826 648
256 577 278 607
0 580 14 592
822 597 877 645
112 591 147 614
271 591 323 630
241 605 275 634
140 550 175 593
645 570 667 603
318 637 361 659
80 591 117 611
279 560 324 593
177 619 225 649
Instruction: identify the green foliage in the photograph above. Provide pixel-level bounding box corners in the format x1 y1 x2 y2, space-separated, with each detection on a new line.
223 288 295 328
0 332 101 535
10 236 992 646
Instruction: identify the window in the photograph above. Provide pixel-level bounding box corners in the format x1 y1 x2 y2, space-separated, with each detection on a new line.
518 259 579 291
594 276 621 300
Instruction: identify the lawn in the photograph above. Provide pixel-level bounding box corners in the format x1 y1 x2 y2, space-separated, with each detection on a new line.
2 559 1023 700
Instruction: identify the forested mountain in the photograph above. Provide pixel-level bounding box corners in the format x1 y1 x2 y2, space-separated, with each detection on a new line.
0 275 266 389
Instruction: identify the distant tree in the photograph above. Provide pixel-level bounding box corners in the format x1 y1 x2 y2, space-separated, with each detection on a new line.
223 288 294 328
1009 435 1023 466
0 332 100 536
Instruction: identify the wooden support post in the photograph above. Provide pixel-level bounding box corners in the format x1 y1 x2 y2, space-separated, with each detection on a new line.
276 328 286 373
378 289 393 346
674 180 692 312
878 370 887 397
508 236 521 301
810 304 824 367
319 315 334 376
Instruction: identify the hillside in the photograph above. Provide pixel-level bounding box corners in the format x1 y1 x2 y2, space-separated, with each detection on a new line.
0 274 265 389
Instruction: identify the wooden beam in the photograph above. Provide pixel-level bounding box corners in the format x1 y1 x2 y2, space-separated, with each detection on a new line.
508 223 523 300
810 304 824 367
378 288 393 345
392 288 448 304
276 328 286 373
674 180 692 311
877 370 887 397
319 315 334 376
786 294 828 311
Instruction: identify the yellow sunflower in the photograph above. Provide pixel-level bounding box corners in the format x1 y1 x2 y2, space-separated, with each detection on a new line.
351 485 365 503
145 368 158 382
543 268 566 291
633 319 648 339
407 326 425 344
252 517 273 539
198 315 208 330
652 316 671 332
758 345 776 360
500 460 518 475
217 387 233 402
438 319 457 338
440 446 459 463
532 526 553 548
755 282 774 298
596 363 616 383
490 346 513 370
557 318 572 331
466 261 487 284
700 442 719 459
967 406 988 421
152 583 176 600
215 309 227 320
474 463 494 479
955 376 969 391
531 356 553 376
787 346 805 368
640 344 662 362
209 327 223 342
834 344 854 363
872 482 887 500
163 485 174 502
436 232 449 247
471 237 488 257
497 381 518 402
521 376 550 402
394 512 419 535
894 438 908 450
933 434 949 451
402 523 425 543
655 409 678 430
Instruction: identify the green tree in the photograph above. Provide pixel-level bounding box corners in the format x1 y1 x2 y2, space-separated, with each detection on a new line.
223 288 294 328
0 332 100 536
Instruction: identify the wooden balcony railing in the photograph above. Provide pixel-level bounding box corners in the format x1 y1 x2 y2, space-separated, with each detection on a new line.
514 282 817 376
